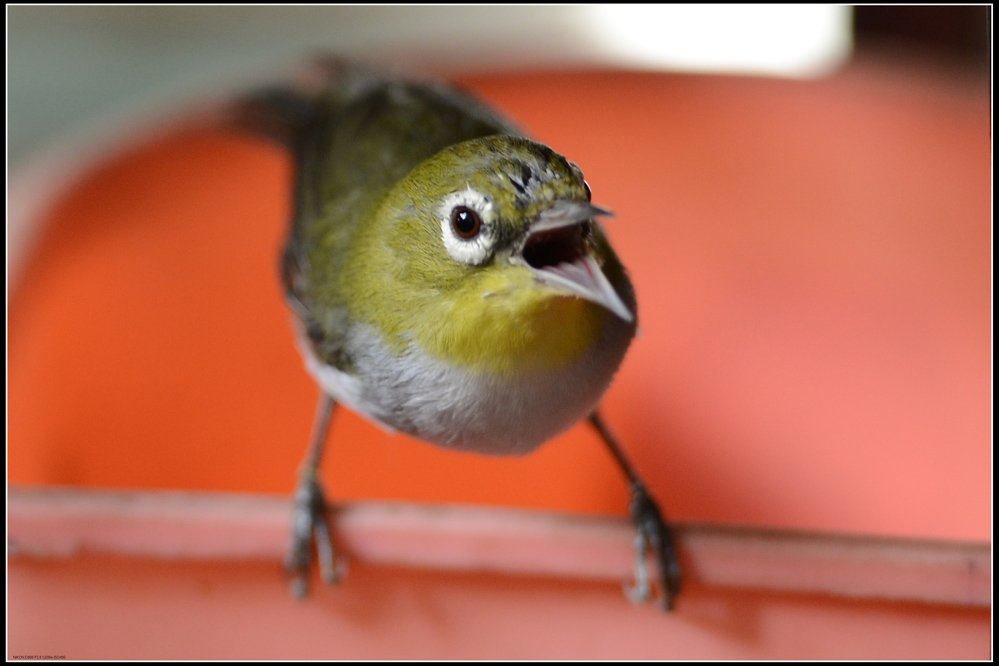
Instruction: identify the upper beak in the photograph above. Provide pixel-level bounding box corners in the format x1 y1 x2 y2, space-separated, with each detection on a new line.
517 201 634 323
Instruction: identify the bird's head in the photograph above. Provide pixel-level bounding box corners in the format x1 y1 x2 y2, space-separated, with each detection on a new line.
344 135 637 377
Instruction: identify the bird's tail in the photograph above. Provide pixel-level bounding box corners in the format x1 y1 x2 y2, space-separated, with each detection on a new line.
224 53 351 155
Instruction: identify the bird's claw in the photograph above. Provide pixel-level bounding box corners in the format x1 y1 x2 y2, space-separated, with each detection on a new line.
625 481 681 611
286 473 347 597
624 530 653 604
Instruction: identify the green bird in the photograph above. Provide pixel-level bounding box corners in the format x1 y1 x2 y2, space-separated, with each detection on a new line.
234 56 680 610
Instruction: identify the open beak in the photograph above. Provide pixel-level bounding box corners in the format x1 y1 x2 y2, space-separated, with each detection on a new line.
517 201 634 323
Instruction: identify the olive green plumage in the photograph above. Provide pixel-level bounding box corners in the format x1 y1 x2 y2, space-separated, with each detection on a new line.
276 64 635 393
282 67 520 372
238 57 679 611
241 59 636 452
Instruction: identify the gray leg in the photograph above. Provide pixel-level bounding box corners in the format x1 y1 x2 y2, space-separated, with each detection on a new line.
286 393 345 597
589 411 681 610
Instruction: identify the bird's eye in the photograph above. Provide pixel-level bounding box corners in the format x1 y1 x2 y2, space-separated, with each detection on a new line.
451 206 482 239
439 189 494 265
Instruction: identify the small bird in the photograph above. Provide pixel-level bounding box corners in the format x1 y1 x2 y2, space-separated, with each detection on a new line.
234 56 680 609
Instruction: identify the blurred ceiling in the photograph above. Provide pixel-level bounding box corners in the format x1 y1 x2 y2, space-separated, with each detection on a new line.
7 6 989 174
8 6 852 170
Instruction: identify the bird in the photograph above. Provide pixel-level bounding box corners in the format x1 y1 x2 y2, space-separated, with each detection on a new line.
231 56 681 610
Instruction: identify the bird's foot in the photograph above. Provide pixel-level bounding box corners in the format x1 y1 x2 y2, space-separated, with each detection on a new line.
286 473 347 598
624 481 681 611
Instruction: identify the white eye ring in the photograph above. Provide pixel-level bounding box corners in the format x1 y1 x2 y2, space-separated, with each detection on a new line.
439 188 496 265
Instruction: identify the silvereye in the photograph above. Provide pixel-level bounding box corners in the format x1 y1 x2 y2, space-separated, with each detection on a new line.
235 57 680 610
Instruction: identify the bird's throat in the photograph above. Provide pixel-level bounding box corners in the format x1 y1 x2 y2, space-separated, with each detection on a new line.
417 286 612 378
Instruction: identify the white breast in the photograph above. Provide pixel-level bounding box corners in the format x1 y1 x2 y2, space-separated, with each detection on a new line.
300 317 633 456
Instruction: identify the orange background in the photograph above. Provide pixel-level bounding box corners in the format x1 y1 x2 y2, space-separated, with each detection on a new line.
9 61 991 545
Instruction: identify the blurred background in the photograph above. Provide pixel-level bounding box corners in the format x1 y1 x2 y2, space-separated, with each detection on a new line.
7 0 992 547
7 6 990 283
6 6 989 170
7 6 992 659
8 6 852 168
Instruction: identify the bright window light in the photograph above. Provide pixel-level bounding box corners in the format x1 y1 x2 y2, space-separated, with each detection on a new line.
581 5 852 78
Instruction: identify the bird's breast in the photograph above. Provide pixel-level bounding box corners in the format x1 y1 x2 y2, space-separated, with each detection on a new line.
303 303 634 455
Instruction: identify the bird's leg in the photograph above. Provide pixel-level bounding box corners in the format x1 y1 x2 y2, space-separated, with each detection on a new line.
589 411 681 610
286 392 345 598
